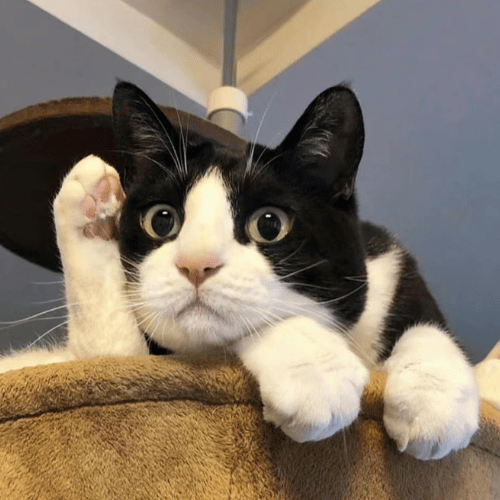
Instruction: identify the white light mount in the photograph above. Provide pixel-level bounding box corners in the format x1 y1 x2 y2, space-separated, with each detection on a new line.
207 86 248 135
206 0 248 137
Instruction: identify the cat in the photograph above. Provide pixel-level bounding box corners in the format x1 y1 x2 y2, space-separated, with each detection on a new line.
0 81 479 460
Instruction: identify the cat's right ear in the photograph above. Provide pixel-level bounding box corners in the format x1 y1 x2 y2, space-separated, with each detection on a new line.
275 84 364 200
112 81 179 192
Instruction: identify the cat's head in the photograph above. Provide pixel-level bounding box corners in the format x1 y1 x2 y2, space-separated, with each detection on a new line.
112 82 367 353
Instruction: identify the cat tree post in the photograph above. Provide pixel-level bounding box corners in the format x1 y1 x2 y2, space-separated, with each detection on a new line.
206 0 248 137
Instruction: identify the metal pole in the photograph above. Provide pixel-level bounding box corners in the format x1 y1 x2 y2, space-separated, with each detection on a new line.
207 0 247 136
222 0 237 87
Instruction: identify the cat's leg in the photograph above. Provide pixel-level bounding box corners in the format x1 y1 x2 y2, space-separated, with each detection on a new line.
383 324 479 460
54 155 148 359
233 316 370 442
0 156 147 374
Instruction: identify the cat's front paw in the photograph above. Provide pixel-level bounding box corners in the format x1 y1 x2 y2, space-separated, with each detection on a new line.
383 329 479 460
384 371 479 460
54 155 124 247
235 317 370 442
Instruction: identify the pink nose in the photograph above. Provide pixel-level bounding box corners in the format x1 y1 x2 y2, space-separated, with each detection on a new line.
175 255 224 288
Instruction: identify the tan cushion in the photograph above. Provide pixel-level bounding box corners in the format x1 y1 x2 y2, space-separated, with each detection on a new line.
0 354 499 499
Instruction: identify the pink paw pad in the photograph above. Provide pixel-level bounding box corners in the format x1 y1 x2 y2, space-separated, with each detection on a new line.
79 175 125 241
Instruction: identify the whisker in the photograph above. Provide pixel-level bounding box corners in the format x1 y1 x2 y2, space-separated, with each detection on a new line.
275 241 306 266
31 280 65 286
135 308 162 332
113 150 178 184
278 281 339 292
172 102 190 177
246 93 277 177
238 298 375 367
344 275 368 283
32 297 66 305
0 304 71 326
315 283 368 305
251 123 292 173
249 151 287 180
275 259 329 282
268 303 334 327
142 311 166 345
240 305 280 330
26 320 68 349
238 314 262 345
137 96 185 179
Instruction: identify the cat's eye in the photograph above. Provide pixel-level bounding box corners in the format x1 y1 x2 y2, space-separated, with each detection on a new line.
141 204 181 239
246 207 293 244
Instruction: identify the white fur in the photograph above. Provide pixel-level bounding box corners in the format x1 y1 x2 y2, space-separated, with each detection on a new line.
475 341 500 411
234 316 370 442
0 347 76 373
55 156 147 359
177 170 233 260
350 248 402 366
383 324 479 459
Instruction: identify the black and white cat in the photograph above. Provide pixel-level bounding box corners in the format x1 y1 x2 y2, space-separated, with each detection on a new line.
0 82 479 460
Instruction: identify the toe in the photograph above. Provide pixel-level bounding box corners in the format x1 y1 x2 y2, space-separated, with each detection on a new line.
94 174 124 203
80 194 97 219
95 176 112 202
107 174 125 202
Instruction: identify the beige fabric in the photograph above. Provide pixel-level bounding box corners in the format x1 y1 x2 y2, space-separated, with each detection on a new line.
0 354 499 499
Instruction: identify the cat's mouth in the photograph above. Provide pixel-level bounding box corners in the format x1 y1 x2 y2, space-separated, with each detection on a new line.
176 297 223 320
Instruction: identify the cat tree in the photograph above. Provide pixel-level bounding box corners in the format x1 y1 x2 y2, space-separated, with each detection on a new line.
0 1 499 498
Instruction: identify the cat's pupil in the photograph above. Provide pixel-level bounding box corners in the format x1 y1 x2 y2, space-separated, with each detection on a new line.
257 212 282 241
152 209 175 237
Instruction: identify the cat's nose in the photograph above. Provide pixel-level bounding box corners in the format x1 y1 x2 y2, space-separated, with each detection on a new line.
175 255 224 288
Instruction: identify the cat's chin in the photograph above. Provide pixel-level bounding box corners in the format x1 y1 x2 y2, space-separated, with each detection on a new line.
135 304 246 354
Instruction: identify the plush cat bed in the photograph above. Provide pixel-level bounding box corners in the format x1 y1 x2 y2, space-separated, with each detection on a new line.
1 97 499 499
0 354 499 499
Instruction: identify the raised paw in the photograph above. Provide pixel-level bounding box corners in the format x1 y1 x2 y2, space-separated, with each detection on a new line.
54 155 124 244
235 317 370 443
52 156 148 359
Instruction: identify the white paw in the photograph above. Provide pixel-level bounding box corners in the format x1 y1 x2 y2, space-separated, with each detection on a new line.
235 317 370 442
52 156 147 359
384 327 479 460
54 155 124 246
475 341 500 411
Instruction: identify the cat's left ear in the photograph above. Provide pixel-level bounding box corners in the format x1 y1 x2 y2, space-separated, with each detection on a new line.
276 84 364 199
112 81 179 192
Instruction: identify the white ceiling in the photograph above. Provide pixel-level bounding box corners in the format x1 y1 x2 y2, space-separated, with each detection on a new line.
27 0 382 107
122 0 310 64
